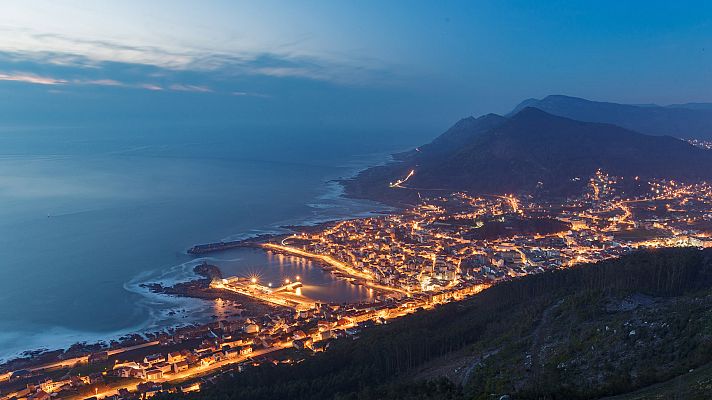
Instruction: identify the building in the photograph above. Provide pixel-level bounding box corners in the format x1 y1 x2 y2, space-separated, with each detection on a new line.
200 355 216 367
244 323 260 334
171 360 189 373
167 351 185 364
145 368 163 381
39 379 71 393
144 353 166 366
293 338 313 350
317 330 332 341
29 390 51 400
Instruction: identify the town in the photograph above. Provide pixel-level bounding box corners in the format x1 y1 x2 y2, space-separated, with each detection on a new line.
275 170 712 294
2 170 711 400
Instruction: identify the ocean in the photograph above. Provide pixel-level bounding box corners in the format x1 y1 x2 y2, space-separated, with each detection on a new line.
0 122 429 362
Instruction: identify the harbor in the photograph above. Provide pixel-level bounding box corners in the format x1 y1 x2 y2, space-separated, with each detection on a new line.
194 246 376 305
211 276 314 310
186 234 405 305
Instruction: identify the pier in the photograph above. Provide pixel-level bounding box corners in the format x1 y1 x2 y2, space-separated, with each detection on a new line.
187 240 256 255
211 276 314 310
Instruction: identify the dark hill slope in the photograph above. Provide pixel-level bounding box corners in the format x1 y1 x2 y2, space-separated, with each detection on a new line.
343 112 507 206
414 113 507 159
418 107 712 194
166 248 712 400
344 108 712 204
510 95 712 140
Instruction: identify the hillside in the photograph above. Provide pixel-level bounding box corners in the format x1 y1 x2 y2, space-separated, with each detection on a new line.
406 113 507 160
344 108 712 204
162 248 712 400
510 95 712 139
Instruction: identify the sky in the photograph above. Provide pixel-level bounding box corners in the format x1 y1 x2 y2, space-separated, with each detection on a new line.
0 0 711 133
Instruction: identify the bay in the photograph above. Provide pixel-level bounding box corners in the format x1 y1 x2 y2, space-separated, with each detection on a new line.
0 122 427 361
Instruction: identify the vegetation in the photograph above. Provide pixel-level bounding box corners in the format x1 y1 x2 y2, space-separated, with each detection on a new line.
162 248 712 400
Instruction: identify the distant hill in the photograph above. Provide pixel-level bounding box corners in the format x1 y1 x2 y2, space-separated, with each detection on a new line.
666 102 712 111
344 107 712 204
510 95 712 139
166 248 712 400
411 113 507 159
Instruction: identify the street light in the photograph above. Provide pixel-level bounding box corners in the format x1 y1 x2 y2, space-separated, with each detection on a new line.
295 275 301 281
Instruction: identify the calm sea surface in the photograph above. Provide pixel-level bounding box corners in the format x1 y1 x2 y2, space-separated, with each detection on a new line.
0 122 427 361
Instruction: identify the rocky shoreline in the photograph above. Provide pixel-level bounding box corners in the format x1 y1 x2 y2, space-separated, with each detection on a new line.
0 264 283 374
140 263 285 316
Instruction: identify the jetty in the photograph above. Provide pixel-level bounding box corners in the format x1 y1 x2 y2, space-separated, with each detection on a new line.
187 240 254 255
186 234 281 254
212 277 312 310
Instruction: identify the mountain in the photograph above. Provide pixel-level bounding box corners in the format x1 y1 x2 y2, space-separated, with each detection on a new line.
163 248 712 400
426 107 712 192
415 113 508 158
510 95 712 139
344 107 712 204
667 102 712 111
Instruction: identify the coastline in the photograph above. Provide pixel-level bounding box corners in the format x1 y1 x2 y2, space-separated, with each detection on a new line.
140 263 286 314
0 149 402 371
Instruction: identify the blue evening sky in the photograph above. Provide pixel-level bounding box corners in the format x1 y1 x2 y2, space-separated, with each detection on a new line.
1 0 710 133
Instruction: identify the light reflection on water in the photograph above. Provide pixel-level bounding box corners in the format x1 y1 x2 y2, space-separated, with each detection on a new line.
205 247 374 304
210 297 245 321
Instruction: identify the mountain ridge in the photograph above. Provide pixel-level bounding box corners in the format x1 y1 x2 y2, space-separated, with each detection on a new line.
343 106 712 205
509 94 712 139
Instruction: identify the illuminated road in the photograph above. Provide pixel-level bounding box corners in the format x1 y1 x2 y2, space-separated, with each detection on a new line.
84 344 291 400
389 169 415 188
263 243 372 279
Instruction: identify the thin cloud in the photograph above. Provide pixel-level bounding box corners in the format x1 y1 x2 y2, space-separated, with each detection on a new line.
0 28 392 85
3 30 196 70
169 84 212 93
139 83 163 91
80 79 124 87
0 69 222 94
0 72 66 85
231 91 270 98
